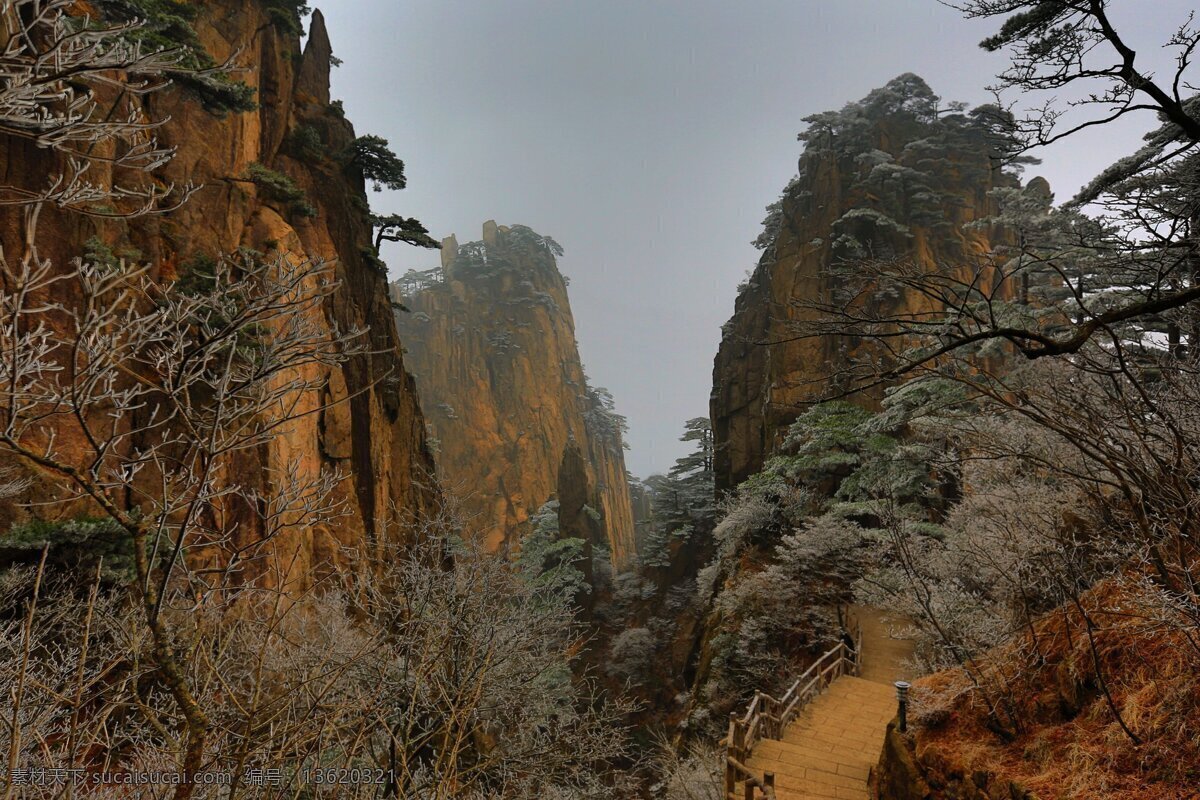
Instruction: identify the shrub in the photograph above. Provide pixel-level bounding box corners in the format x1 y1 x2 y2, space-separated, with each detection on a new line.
263 0 310 35
360 245 388 273
96 0 259 115
608 627 656 682
82 236 142 269
285 124 326 161
246 162 317 218
175 252 217 296
0 516 140 583
515 500 590 600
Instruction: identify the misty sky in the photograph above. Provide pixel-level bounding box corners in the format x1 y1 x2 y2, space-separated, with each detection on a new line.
319 1 1194 478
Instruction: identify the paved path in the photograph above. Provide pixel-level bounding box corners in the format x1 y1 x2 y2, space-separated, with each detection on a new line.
743 607 914 800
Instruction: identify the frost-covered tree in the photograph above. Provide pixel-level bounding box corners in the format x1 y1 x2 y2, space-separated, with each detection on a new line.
650 738 726 800
582 384 629 453
515 500 590 600
507 224 565 258
751 73 1030 262
0 0 194 218
0 523 637 799
0 7 274 793
686 398 957 728
607 626 656 682
638 418 715 570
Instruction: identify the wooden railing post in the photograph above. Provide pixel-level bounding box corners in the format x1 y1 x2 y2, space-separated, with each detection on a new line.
765 772 775 796
755 691 773 739
854 620 863 674
726 713 737 796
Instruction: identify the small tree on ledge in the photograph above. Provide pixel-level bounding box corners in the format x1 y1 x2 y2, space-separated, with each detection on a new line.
343 134 409 191
371 213 440 250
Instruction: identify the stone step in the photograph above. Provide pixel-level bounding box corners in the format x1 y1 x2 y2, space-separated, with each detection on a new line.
733 608 917 800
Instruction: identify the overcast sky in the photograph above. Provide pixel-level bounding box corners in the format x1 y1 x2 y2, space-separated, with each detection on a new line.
320 0 1194 478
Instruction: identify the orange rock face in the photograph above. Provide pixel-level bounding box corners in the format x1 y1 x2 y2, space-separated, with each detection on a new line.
0 4 438 589
393 223 638 569
712 84 1029 493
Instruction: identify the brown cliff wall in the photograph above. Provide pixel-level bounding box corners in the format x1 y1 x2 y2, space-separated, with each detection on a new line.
392 222 637 568
712 76 1027 492
0 4 438 588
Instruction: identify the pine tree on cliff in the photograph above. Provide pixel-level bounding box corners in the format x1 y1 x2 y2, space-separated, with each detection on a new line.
640 418 716 567
648 417 714 521
372 214 440 250
671 417 714 484
339 134 441 256
583 384 630 452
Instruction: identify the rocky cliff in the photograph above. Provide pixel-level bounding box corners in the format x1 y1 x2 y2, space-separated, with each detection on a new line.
711 74 1031 492
392 222 637 568
0 3 438 588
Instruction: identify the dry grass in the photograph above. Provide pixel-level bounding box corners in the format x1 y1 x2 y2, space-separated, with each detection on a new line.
910 579 1200 800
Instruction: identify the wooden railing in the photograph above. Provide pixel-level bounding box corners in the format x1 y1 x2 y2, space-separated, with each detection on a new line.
723 617 862 799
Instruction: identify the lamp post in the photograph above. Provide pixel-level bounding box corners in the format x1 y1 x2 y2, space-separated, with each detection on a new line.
894 681 911 733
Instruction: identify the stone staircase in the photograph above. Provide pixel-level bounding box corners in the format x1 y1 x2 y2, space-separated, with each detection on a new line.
726 607 914 800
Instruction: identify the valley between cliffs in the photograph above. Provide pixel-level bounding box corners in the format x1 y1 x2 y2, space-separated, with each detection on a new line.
1 4 1198 799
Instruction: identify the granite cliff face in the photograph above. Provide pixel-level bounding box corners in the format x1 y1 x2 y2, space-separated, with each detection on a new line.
711 75 1032 492
0 4 438 588
392 222 637 568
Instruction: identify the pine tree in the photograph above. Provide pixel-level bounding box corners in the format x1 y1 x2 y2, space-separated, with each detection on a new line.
638 418 716 568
